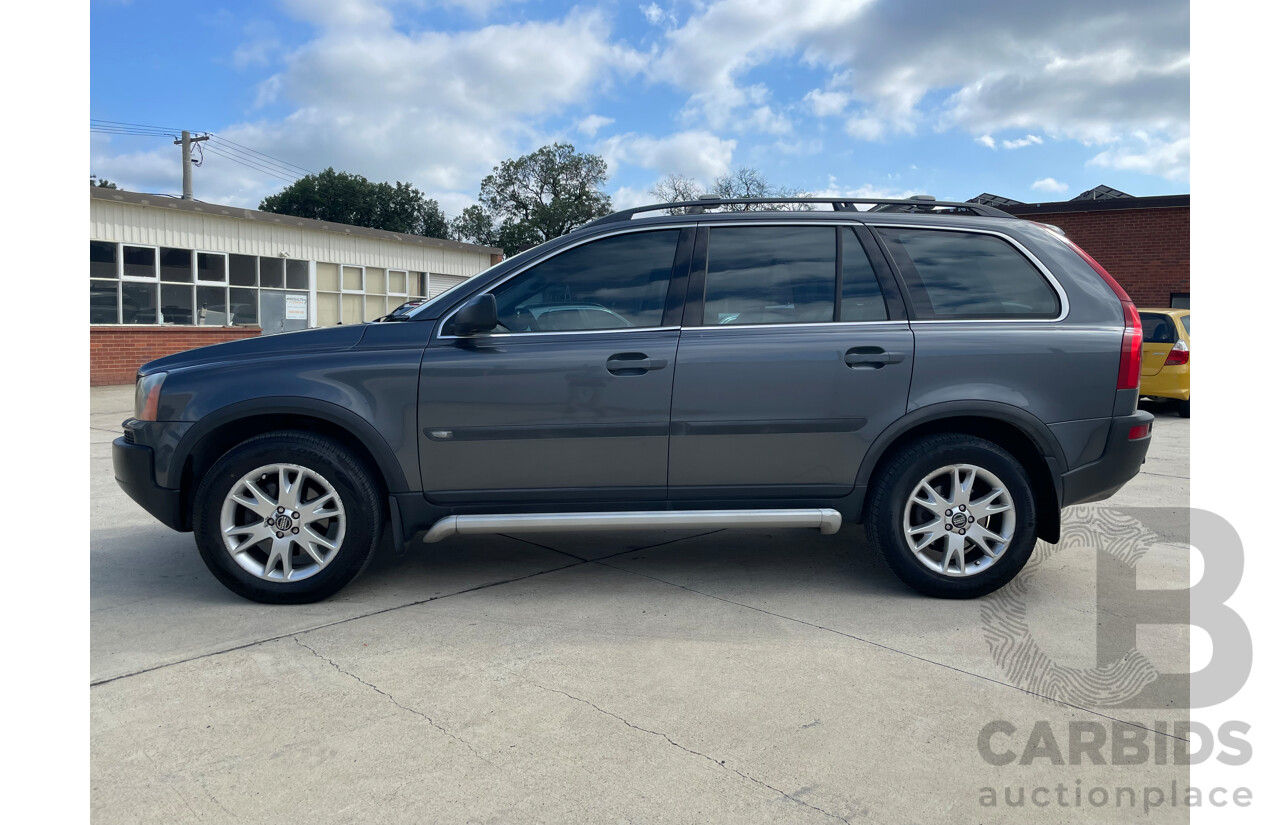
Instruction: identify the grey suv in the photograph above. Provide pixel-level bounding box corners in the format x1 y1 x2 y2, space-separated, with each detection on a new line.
113 196 1153 604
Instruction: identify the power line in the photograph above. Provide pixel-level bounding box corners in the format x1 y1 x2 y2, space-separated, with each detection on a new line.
200 143 299 184
205 138 312 181
91 119 316 183
207 134 314 177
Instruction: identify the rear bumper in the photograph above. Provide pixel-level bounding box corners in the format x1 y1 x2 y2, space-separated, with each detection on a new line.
113 437 186 531
1060 410 1155 506
1139 365 1190 401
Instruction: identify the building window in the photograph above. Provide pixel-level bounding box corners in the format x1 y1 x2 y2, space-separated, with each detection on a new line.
90 240 310 328
1170 292 1190 309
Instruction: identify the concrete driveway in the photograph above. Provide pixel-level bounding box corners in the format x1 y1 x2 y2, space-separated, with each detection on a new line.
90 384 1191 824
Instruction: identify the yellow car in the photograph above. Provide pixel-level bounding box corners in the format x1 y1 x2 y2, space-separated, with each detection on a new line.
1138 308 1190 417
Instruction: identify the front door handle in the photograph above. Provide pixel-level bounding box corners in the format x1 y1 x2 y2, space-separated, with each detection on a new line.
844 346 905 369
607 353 668 375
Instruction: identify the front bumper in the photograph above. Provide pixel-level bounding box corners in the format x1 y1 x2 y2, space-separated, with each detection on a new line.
113 437 186 531
1060 410 1155 506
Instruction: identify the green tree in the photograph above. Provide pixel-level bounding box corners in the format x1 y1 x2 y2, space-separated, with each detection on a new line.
91 175 118 189
259 168 448 238
449 204 498 247
478 143 612 254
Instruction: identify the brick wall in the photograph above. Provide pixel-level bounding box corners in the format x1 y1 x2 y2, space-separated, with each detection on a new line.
1016 206 1190 308
90 326 262 386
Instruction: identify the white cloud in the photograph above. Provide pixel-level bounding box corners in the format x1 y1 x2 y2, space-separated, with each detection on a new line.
655 0 1187 167
804 88 849 117
597 130 737 182
1002 134 1043 150
745 105 791 135
975 134 996 150
576 114 615 137
809 176 925 201
651 0 874 128
94 4 644 207
1031 177 1070 193
611 185 656 211
640 3 675 26
1088 134 1189 181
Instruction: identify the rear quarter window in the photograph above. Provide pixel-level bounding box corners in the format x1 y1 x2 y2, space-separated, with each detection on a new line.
1140 313 1177 343
876 227 1060 320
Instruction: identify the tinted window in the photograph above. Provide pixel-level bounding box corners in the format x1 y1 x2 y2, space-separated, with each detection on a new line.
491 230 679 332
159 248 193 282
122 245 155 279
90 241 117 279
840 227 887 322
90 281 118 323
229 254 257 286
260 258 285 289
878 228 1059 319
1140 312 1177 343
196 252 226 282
705 226 835 325
1179 314 1190 336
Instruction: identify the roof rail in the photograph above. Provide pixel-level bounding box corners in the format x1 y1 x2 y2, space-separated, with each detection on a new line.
584 195 1014 228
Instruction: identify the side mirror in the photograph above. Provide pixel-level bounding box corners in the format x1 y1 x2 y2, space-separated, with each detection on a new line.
443 293 498 336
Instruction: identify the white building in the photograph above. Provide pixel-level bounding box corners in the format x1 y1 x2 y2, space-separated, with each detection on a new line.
89 187 501 383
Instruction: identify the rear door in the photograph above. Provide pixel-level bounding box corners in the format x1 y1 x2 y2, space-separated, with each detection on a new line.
418 227 692 504
1139 312 1178 376
667 222 914 499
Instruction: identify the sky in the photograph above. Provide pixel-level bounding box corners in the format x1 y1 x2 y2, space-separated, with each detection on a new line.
90 0 1190 217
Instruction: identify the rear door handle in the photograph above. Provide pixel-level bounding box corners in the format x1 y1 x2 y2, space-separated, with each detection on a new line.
607 353 668 375
844 346 905 369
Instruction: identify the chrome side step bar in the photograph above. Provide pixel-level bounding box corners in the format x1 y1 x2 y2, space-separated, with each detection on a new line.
422 508 842 543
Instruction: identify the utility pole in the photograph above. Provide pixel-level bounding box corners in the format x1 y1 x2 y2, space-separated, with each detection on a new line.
174 130 210 200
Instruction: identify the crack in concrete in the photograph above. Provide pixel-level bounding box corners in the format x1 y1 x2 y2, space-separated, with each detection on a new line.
292 637 497 769
525 681 851 825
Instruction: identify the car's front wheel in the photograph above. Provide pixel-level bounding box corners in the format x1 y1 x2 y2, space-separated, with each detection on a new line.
192 431 382 604
865 433 1038 599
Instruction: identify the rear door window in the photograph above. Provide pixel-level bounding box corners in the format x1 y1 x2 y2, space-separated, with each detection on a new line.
704 226 836 325
840 227 888 322
876 227 1060 320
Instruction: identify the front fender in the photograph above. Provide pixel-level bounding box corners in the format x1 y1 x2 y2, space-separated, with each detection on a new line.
158 347 424 492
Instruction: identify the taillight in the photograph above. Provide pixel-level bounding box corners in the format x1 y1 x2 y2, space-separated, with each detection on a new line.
1118 303 1142 389
1128 423 1151 440
1065 239 1140 390
1165 340 1189 366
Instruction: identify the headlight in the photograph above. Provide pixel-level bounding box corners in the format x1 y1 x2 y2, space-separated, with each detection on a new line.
134 372 167 421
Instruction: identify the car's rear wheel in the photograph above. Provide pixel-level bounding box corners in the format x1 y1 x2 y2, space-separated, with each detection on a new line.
1177 399 1190 418
193 431 382 604
865 433 1038 598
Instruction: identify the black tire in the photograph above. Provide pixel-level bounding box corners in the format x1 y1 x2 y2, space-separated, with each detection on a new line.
193 430 383 604
1177 399 1190 418
865 433 1038 599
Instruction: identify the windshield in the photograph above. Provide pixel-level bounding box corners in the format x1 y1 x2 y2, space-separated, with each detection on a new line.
402 246 538 319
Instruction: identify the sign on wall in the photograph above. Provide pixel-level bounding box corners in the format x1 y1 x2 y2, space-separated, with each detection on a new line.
285 294 308 320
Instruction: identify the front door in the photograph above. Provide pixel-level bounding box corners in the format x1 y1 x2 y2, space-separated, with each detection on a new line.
418 227 691 504
668 223 914 499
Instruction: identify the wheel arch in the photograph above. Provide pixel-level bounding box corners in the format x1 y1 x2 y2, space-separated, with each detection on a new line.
855 402 1065 543
172 398 407 531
